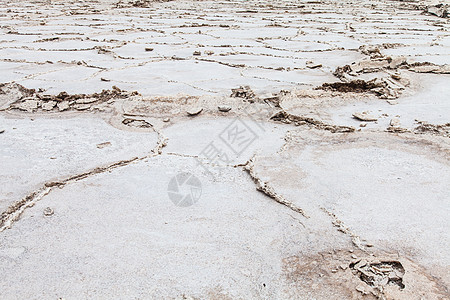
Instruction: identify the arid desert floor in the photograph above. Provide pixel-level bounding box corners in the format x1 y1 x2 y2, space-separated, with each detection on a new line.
0 0 449 299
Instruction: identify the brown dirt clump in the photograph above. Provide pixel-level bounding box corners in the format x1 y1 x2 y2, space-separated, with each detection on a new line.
230 86 256 101
282 249 450 300
414 121 450 138
319 79 382 93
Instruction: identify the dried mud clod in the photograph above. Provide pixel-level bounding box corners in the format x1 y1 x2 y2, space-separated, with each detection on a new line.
333 64 353 79
399 2 448 18
424 4 449 18
329 42 448 100
350 259 405 291
322 77 402 99
230 86 256 102
386 117 409 133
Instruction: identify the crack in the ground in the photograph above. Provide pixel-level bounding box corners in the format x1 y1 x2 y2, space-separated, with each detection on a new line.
0 125 168 232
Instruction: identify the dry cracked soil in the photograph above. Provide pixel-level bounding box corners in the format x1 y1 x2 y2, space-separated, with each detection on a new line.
0 0 449 299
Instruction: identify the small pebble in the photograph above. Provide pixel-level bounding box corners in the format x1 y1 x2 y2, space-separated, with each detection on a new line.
43 207 54 216
218 105 231 112
97 142 111 149
306 61 322 69
187 107 203 116
353 112 377 122
163 117 170 122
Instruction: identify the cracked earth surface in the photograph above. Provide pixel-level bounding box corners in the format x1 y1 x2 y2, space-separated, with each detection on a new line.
0 0 449 299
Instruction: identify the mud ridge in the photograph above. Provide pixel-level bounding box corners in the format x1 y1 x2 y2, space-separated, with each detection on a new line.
3 83 138 113
414 121 450 138
0 157 140 231
270 110 355 133
318 79 384 93
244 156 309 218
0 126 168 232
321 207 365 250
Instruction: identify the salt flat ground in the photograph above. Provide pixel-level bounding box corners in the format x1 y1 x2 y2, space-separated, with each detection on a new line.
0 0 449 299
